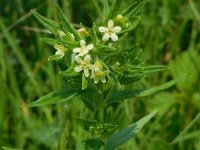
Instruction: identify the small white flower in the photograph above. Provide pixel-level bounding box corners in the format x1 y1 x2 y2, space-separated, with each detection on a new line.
91 61 109 84
54 44 66 58
74 55 93 77
73 40 94 56
99 20 122 42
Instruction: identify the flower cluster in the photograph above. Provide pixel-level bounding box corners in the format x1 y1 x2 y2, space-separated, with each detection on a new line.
53 19 122 84
72 40 109 84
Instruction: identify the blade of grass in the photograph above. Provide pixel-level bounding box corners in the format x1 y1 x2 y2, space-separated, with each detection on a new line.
188 0 200 28
0 38 7 147
170 112 200 144
0 18 41 96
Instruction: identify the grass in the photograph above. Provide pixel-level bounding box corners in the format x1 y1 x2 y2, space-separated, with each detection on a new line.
0 0 200 149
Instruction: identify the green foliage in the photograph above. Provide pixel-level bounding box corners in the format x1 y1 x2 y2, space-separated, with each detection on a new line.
105 110 157 150
148 139 173 150
107 79 177 104
1 0 200 149
82 139 105 150
27 88 78 107
2 147 22 150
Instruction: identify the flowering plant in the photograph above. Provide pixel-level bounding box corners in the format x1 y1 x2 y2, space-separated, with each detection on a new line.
29 0 176 149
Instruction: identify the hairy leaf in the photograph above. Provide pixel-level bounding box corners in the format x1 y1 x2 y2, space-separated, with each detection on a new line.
57 5 80 39
32 11 59 33
26 88 78 107
107 79 177 104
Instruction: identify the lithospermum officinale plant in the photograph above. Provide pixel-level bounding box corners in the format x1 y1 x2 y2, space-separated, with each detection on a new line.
28 0 177 149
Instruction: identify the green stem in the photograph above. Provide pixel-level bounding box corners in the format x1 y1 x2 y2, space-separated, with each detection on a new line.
99 84 105 123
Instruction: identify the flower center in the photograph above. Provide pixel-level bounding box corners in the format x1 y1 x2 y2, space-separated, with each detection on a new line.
81 62 89 68
108 29 113 34
95 71 103 77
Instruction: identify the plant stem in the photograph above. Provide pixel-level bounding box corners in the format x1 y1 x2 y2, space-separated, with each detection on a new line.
99 84 105 123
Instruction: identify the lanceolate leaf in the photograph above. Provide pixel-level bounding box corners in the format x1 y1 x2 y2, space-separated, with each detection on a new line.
119 16 141 34
126 1 146 20
2 147 22 150
27 88 78 107
41 38 58 46
107 79 177 104
104 0 122 22
95 44 117 55
82 139 105 150
105 110 157 150
32 11 59 33
57 5 80 40
121 2 137 16
59 63 79 77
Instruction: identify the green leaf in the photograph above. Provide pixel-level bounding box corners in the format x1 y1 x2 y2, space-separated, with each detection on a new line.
107 79 177 104
148 139 173 150
41 38 58 46
91 23 99 44
82 139 105 150
147 92 176 115
120 16 141 34
121 2 137 16
48 55 62 61
104 0 122 22
119 64 168 84
95 44 117 55
59 63 79 77
32 11 59 33
2 146 22 150
26 88 78 107
137 79 177 97
82 74 88 90
169 50 200 92
127 65 168 75
57 5 80 40
105 110 157 150
59 36 79 48
124 1 146 20
103 0 109 18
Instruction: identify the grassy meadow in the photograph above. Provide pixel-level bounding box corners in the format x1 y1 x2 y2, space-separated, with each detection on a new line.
0 0 200 149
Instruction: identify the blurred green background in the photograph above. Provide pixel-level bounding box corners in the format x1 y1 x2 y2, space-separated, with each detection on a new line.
0 0 200 150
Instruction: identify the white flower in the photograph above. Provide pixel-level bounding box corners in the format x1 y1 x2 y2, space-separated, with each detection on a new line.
99 20 122 42
54 44 66 58
73 40 94 56
74 55 93 77
91 61 109 84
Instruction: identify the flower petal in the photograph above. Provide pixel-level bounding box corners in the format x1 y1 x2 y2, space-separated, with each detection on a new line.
100 77 106 83
86 44 94 50
99 27 108 33
110 33 118 41
102 33 110 41
74 65 82 72
80 40 86 48
108 20 114 29
78 50 87 56
84 55 91 61
55 50 64 58
75 55 82 63
73 48 81 53
94 77 99 84
84 69 89 77
112 26 122 33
